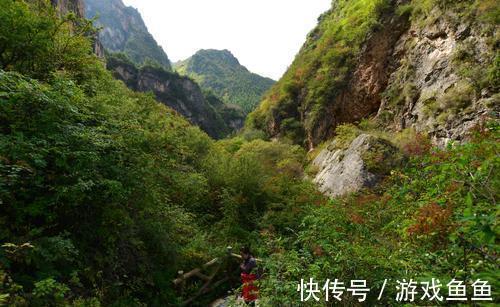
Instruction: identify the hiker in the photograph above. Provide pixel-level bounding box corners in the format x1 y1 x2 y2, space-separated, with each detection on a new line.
240 246 258 304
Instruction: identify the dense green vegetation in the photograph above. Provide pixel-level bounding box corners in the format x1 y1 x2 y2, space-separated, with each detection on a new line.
85 0 172 70
257 123 499 305
0 0 497 306
0 0 96 82
175 50 275 114
0 2 210 304
0 1 317 305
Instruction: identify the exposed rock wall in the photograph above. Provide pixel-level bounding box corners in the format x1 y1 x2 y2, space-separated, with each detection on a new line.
51 0 84 18
50 0 104 58
107 56 244 138
252 1 498 149
309 4 498 198
85 0 172 70
306 7 411 149
377 8 498 146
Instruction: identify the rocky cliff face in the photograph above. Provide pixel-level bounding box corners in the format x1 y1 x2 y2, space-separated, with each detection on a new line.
50 0 104 58
248 0 498 197
249 0 498 149
304 6 411 148
51 0 84 18
377 5 499 146
107 56 244 138
81 0 244 138
85 0 171 70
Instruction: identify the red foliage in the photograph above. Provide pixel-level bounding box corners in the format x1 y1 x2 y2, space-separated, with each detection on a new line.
350 213 365 225
468 116 494 141
407 203 453 240
314 198 328 206
430 150 451 162
445 182 462 194
269 91 281 102
355 193 379 206
402 133 432 156
294 67 307 81
380 194 393 205
313 245 324 257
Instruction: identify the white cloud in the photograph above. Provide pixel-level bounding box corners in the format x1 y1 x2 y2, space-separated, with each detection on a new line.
122 0 331 80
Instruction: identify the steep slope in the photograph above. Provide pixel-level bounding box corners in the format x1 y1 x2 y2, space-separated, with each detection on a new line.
50 0 104 57
175 49 275 113
248 0 499 149
107 55 244 138
1 1 498 305
51 0 84 17
84 0 244 137
376 1 499 146
84 0 171 70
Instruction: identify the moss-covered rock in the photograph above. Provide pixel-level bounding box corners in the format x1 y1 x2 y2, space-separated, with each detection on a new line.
312 134 403 197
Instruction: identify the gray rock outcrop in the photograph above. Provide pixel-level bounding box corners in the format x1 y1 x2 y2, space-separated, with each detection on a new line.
312 134 403 197
377 8 498 146
51 0 85 17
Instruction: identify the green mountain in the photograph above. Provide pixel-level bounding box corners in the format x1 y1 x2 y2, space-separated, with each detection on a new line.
248 0 498 149
106 53 245 139
84 0 244 137
85 0 171 70
175 49 275 113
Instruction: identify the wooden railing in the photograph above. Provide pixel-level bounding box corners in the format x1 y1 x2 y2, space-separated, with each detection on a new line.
173 246 261 306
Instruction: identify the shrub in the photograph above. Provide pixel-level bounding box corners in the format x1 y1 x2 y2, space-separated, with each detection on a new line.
333 123 361 149
395 129 432 157
361 139 404 175
0 0 96 81
423 81 475 125
407 202 453 242
258 122 499 304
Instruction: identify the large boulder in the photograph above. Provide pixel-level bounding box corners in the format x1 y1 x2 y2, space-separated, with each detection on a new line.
312 134 403 197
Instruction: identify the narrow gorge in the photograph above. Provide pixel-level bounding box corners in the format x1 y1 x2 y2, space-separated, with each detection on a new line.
0 0 497 306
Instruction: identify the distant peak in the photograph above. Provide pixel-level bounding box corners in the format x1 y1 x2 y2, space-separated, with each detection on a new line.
193 49 239 65
196 49 233 55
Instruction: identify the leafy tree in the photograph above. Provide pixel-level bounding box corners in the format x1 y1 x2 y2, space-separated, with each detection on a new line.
0 0 96 81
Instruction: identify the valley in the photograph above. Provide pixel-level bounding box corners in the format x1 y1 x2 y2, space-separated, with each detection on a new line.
0 0 498 306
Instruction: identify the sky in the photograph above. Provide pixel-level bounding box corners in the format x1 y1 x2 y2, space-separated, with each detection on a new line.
122 0 332 80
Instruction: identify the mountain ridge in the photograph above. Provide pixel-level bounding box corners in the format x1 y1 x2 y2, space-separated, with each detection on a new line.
85 0 172 70
0 0 497 306
84 0 245 138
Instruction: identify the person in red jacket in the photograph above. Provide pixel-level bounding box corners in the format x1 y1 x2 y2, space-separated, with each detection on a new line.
240 246 258 304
